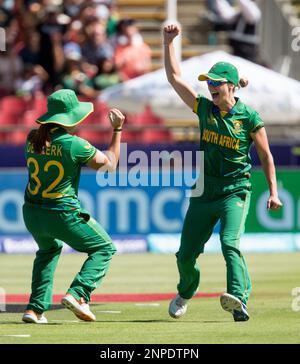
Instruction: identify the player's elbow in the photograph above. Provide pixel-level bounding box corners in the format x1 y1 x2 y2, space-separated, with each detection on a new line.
168 74 180 86
106 162 117 172
259 150 273 166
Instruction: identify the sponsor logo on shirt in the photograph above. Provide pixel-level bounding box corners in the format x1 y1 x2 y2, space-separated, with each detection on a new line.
208 115 217 125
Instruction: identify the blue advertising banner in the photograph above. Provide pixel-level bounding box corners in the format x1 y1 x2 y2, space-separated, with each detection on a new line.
0 168 299 254
0 169 197 237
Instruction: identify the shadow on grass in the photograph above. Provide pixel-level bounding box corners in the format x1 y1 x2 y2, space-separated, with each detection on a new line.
0 321 63 325
0 304 63 313
0 319 228 324
93 319 226 323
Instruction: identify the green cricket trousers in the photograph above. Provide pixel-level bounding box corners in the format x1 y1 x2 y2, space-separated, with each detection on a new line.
177 175 252 304
23 203 116 314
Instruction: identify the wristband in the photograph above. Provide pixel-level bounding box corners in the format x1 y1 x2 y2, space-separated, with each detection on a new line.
113 128 122 132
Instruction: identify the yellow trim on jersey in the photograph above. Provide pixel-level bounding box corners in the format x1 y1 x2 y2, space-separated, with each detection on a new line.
50 127 60 133
193 98 199 114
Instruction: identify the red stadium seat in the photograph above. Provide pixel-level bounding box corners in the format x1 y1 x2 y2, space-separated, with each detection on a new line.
10 130 27 145
22 110 40 127
0 97 28 117
92 101 111 126
0 113 16 143
0 113 19 125
77 130 111 145
141 129 173 143
0 133 7 143
31 96 47 116
121 131 139 143
124 105 172 143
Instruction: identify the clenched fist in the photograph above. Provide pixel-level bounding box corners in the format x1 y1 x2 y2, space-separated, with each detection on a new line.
163 24 181 45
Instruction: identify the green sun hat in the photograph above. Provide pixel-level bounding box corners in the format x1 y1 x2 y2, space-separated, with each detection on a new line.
198 62 239 86
36 89 94 127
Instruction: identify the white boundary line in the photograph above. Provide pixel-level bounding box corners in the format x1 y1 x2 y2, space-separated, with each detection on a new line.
0 334 31 337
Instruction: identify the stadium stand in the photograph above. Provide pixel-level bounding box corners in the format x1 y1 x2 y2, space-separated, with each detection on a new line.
291 0 300 16
0 0 299 145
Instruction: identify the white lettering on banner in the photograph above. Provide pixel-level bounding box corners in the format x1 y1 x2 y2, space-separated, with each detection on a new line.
256 189 293 230
0 190 26 233
0 27 5 51
1 180 299 235
78 190 95 217
127 150 148 187
291 27 300 52
152 189 182 231
96 170 117 187
181 197 189 218
118 143 128 185
95 147 203 195
150 151 183 187
186 151 204 198
291 287 300 312
98 190 149 232
0 287 6 312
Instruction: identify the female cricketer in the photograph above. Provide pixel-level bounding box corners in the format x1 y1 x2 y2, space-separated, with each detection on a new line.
22 89 125 323
163 24 282 321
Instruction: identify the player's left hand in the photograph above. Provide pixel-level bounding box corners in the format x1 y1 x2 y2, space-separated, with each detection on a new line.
267 195 283 210
108 108 125 129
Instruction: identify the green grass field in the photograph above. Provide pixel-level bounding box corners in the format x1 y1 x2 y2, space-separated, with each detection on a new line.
1 252 300 344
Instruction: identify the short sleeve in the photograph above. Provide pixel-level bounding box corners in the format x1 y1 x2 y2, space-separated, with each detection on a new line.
193 96 200 113
249 111 265 134
70 136 97 165
193 94 212 115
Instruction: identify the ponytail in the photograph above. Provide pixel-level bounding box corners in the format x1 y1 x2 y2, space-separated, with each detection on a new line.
238 77 249 88
28 123 56 154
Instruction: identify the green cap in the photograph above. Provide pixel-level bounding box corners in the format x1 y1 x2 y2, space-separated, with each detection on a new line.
36 89 94 127
198 62 239 86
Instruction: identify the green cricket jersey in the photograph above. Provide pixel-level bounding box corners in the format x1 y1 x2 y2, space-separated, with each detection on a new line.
194 95 264 178
24 127 97 210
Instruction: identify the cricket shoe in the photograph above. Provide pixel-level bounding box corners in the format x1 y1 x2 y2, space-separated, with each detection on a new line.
22 310 48 324
168 294 189 319
220 293 249 322
61 294 96 322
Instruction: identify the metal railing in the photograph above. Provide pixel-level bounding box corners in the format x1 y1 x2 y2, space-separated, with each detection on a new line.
163 0 182 61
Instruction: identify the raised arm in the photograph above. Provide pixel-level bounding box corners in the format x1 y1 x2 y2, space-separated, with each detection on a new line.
163 24 197 110
251 127 283 210
87 109 125 172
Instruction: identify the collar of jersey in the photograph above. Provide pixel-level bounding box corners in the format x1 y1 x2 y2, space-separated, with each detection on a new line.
212 97 243 115
50 126 65 135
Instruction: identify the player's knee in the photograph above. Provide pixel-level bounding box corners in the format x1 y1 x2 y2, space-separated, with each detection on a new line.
37 244 63 256
176 251 197 266
109 242 117 255
102 240 117 256
220 241 241 259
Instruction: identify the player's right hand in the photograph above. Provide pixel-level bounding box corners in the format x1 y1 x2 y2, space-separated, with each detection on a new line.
267 195 283 211
163 24 180 45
